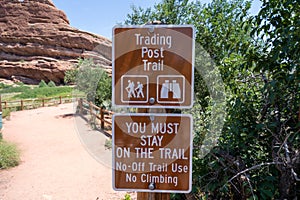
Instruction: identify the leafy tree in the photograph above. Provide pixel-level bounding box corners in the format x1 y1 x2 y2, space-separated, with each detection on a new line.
244 0 300 198
74 58 112 107
47 81 56 87
38 80 48 88
125 0 192 25
126 0 300 199
64 68 78 85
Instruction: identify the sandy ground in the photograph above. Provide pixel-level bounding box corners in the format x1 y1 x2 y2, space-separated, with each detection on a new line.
0 103 135 200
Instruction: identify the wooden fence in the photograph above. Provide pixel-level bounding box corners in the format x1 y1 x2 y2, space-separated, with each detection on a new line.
0 96 113 135
77 99 113 135
1 96 74 111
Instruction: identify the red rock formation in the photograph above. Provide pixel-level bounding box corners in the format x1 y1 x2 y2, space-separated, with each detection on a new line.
0 0 111 84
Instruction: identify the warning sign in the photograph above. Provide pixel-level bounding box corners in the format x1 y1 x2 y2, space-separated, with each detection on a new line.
112 114 192 193
112 25 195 108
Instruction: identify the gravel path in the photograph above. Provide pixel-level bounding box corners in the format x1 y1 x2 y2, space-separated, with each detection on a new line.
0 103 134 200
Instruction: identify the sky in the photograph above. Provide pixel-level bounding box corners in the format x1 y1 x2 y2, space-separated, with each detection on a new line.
52 0 262 40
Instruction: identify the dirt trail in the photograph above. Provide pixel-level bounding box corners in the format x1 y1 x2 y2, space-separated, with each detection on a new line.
0 103 133 200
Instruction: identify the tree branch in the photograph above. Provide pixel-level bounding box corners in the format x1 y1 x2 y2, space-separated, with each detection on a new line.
225 162 284 185
244 173 256 200
291 169 300 182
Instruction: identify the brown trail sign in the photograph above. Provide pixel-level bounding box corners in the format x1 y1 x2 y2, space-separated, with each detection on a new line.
112 114 192 193
112 25 195 199
112 25 194 108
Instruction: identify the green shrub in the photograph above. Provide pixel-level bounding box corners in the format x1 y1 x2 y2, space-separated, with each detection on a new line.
2 109 11 119
0 83 10 90
14 86 73 99
38 80 48 88
75 58 112 107
64 68 78 85
47 81 56 87
0 140 20 169
123 194 131 200
105 139 112 150
0 83 30 93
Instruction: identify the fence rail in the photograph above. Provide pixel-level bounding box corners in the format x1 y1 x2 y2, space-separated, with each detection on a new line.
77 99 113 136
0 96 113 136
1 96 74 111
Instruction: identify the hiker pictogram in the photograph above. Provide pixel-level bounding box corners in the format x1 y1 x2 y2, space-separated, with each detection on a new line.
125 80 136 98
121 75 148 103
135 82 144 98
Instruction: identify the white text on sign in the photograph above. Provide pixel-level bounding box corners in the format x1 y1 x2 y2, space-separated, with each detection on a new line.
113 114 192 192
135 33 173 72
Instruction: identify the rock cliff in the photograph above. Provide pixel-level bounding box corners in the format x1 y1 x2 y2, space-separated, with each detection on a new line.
0 0 111 84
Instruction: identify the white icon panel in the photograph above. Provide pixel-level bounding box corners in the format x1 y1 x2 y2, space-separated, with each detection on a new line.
121 75 148 103
157 75 185 104
121 75 185 104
